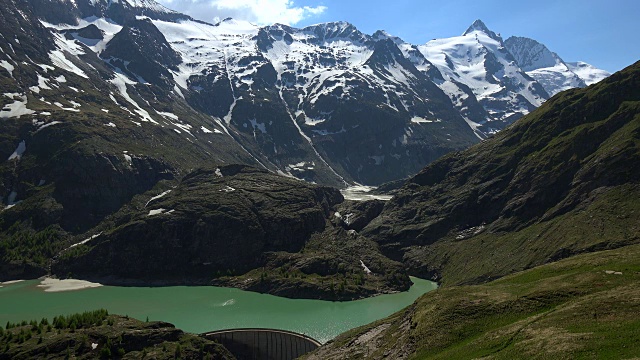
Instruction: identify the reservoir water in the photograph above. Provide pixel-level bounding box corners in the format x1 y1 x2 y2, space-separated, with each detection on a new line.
0 277 436 343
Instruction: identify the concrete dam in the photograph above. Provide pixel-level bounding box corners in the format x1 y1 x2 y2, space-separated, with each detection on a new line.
202 328 321 360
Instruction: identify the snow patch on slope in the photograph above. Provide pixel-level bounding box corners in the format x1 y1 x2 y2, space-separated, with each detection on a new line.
109 72 158 124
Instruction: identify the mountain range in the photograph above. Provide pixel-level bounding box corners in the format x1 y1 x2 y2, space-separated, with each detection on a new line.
1 0 609 191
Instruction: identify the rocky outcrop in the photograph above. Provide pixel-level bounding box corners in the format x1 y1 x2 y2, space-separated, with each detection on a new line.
101 18 182 88
336 200 385 232
53 165 410 300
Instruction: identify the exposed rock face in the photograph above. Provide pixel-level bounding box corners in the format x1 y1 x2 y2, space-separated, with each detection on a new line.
336 200 386 232
28 0 188 25
101 18 182 88
54 165 341 279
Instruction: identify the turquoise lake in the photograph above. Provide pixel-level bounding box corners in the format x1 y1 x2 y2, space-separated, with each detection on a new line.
0 277 437 343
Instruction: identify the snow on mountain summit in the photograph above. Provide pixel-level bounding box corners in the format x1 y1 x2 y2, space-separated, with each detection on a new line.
566 61 611 85
111 0 175 13
420 20 549 134
505 36 562 72
505 36 609 95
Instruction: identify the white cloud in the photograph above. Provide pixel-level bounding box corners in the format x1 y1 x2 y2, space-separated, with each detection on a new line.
157 0 327 26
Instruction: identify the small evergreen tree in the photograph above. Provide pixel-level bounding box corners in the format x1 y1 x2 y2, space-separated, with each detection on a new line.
99 346 111 359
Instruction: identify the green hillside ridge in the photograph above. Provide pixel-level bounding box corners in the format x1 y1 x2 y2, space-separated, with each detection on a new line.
363 60 640 285
305 243 640 359
0 310 234 359
303 59 640 358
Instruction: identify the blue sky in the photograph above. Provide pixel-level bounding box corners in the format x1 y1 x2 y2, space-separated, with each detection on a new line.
157 0 639 73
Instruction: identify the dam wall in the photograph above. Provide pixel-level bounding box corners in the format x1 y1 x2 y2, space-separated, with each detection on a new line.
202 328 321 360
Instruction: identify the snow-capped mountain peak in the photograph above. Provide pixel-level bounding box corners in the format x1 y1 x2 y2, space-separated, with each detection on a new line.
371 30 393 40
462 19 501 41
418 20 548 135
301 21 367 44
110 0 176 13
1 0 610 188
216 17 257 28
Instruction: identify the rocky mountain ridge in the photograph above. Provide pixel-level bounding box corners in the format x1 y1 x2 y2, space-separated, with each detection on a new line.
1 0 610 191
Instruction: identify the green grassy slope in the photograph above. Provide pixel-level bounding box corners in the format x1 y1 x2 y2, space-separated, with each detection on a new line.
307 243 640 359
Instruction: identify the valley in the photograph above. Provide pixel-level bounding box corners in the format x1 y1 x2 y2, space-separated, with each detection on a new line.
0 0 637 358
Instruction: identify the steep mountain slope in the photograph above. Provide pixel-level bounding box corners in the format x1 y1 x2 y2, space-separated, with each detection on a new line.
418 20 550 135
505 36 610 96
373 30 492 140
23 2 484 187
151 18 480 185
0 0 262 278
29 0 187 25
306 243 640 359
362 60 640 285
2 0 607 192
